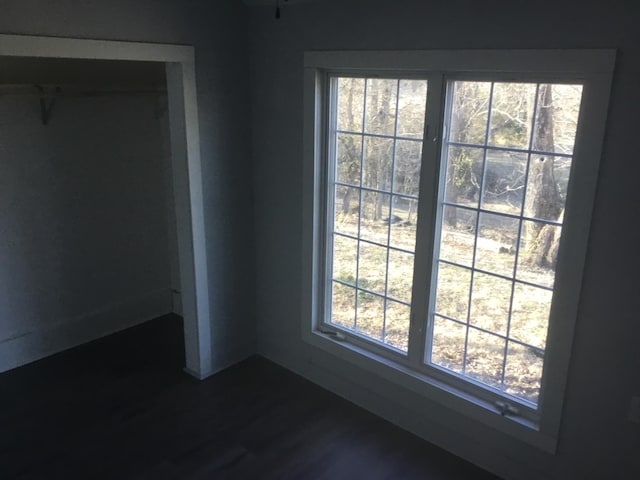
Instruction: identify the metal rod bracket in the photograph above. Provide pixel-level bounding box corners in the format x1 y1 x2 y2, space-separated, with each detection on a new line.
35 85 60 125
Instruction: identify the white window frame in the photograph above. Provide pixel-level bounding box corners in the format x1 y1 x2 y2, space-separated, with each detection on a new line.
301 49 615 452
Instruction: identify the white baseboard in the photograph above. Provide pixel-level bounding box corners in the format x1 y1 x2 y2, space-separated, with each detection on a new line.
0 289 173 374
184 346 255 381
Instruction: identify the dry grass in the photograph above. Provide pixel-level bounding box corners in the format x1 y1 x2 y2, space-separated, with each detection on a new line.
331 206 556 404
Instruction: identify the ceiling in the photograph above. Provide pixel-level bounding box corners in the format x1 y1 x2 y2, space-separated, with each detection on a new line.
0 2 319 89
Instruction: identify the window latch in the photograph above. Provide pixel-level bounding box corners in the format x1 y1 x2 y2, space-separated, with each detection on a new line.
425 124 439 143
495 401 520 417
319 329 346 341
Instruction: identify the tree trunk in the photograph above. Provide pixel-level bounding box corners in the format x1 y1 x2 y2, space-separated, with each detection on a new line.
524 84 563 268
525 210 563 268
444 174 458 227
340 82 360 214
371 81 392 221
525 157 562 230
342 187 353 214
444 104 463 227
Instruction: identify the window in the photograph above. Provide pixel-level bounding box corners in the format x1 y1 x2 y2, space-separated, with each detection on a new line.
303 50 614 450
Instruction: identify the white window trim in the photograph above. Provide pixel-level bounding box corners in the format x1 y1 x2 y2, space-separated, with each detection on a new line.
301 49 615 452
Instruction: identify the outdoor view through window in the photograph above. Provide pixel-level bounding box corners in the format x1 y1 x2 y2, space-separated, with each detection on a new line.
327 76 583 406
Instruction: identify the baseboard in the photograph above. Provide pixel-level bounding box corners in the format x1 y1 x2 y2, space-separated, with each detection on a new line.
184 346 256 381
0 289 173 374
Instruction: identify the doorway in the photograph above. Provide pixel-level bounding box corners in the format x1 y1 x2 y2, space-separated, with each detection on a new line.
0 34 211 378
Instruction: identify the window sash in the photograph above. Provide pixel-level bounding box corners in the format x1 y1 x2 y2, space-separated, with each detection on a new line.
322 73 441 364
427 79 580 409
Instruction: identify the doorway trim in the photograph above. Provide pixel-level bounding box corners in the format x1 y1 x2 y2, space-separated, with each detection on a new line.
0 34 212 378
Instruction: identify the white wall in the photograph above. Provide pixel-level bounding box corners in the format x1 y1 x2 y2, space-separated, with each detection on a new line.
0 0 256 372
248 1 640 479
0 92 175 371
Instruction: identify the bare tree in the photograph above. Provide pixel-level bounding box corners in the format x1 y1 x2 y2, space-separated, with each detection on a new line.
365 79 394 220
338 79 362 215
524 84 563 268
444 82 491 226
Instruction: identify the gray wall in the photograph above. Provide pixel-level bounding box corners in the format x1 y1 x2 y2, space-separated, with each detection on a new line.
0 92 174 370
0 0 256 370
249 1 639 479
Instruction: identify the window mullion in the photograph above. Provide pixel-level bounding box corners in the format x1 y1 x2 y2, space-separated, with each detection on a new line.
407 73 446 367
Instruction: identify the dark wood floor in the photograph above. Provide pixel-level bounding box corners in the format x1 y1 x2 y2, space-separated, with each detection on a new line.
0 315 501 479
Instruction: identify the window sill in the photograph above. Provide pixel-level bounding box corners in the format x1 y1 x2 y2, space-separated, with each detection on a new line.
303 327 558 453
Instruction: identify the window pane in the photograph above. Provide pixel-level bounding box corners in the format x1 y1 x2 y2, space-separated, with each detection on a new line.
359 190 390 245
465 328 505 388
517 220 561 287
524 156 570 222
510 283 552 350
357 241 387 296
337 77 365 132
389 195 418 252
331 282 356 329
365 79 398 135
397 80 428 138
332 235 358 285
504 341 543 404
363 136 394 191
356 292 385 341
481 149 527 215
438 206 476 267
469 272 512 335
431 316 466 373
442 145 483 209
385 300 410 351
488 82 536 150
387 249 414 303
474 212 519 277
532 84 583 154
393 139 422 196
334 185 360 237
448 81 491 145
435 263 471 322
336 133 362 186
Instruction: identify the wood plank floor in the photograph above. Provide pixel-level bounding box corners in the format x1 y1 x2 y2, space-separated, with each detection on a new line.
0 315 501 479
